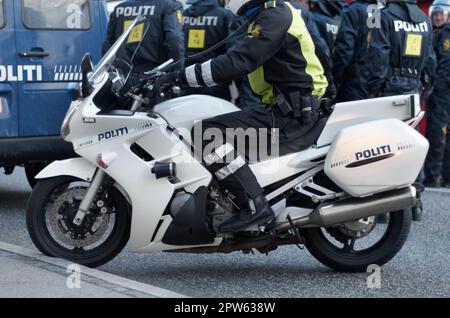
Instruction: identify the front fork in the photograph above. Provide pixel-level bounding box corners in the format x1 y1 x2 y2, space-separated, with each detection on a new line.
73 169 106 226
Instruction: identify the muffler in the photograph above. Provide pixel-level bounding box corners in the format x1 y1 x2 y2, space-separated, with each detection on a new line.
277 186 416 231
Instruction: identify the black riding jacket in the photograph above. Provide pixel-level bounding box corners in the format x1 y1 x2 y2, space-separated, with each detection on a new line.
103 0 185 71
181 0 328 104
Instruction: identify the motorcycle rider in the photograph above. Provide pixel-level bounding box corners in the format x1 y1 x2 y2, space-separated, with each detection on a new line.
158 0 328 233
361 0 435 221
102 0 185 72
183 0 236 100
424 0 450 188
333 0 382 102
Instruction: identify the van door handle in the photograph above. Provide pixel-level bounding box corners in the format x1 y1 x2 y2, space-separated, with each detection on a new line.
18 51 50 58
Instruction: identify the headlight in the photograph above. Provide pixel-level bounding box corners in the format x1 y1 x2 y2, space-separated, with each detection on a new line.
61 102 80 139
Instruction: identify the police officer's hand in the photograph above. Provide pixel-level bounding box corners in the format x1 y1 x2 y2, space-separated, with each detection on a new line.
319 98 335 116
153 72 177 95
154 71 185 95
324 82 337 101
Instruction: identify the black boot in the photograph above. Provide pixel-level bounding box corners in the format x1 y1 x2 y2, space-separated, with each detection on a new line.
441 179 450 189
212 158 275 233
377 213 389 224
424 177 442 188
220 194 275 233
412 200 423 222
412 183 424 222
201 142 275 233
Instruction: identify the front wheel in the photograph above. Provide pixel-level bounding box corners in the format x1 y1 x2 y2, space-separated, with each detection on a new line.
301 210 412 272
25 162 49 188
26 176 131 268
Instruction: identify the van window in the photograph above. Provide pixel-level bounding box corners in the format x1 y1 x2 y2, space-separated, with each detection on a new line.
0 0 4 28
22 0 92 30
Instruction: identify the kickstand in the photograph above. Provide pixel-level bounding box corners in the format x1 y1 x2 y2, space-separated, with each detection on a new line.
287 215 304 250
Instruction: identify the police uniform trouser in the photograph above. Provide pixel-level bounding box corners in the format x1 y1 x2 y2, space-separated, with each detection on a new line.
383 85 424 186
335 80 367 103
192 103 324 209
425 89 450 182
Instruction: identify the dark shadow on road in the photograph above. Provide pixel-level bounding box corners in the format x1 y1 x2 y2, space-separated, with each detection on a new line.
0 188 30 207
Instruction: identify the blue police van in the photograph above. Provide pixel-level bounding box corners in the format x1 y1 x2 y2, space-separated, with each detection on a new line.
0 0 108 186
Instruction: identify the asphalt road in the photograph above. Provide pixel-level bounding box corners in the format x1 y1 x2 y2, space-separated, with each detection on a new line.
1 168 450 298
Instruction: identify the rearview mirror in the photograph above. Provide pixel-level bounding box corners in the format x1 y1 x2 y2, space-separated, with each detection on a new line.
81 53 94 74
81 54 94 98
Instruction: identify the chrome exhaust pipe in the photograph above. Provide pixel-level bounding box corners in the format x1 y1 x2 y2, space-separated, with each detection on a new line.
277 186 416 232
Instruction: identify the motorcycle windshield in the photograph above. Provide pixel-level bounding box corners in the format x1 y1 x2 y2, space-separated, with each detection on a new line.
89 15 142 82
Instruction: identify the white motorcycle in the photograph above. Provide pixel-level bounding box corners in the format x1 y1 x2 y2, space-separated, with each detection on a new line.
27 19 429 270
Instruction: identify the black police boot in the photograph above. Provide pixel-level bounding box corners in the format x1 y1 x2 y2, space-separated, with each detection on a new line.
215 160 275 233
423 177 442 188
441 179 450 189
412 199 423 222
201 143 276 233
377 213 389 224
220 194 275 233
412 182 424 222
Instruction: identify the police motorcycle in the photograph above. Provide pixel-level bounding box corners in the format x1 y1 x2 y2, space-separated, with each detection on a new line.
27 18 429 270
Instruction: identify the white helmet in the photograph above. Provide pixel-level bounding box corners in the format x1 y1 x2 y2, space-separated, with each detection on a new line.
429 0 450 26
225 0 252 15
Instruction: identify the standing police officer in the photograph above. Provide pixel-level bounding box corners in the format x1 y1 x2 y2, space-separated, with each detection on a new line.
361 0 433 97
103 0 185 72
183 0 236 100
309 0 345 53
159 0 328 232
290 0 337 99
361 0 434 222
333 0 380 102
424 0 450 188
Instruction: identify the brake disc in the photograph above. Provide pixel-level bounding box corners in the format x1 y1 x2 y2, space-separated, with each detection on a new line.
49 187 110 248
327 216 377 243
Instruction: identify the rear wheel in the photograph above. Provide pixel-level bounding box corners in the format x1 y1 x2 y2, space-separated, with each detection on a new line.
301 210 412 272
26 176 131 268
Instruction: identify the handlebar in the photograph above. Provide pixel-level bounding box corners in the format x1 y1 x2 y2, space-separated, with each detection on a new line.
105 60 182 112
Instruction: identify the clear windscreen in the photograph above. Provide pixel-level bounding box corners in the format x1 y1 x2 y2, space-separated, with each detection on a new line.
89 15 142 82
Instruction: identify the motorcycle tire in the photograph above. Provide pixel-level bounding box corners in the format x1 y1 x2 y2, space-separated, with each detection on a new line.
26 176 131 268
301 209 412 272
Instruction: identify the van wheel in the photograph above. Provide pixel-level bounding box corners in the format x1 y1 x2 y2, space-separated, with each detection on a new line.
25 162 48 188
301 210 412 272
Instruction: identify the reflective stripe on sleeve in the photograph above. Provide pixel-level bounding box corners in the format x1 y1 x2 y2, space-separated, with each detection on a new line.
185 65 201 87
201 60 217 87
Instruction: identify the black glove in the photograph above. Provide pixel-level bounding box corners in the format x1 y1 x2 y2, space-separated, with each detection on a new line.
154 71 183 92
319 98 335 116
324 82 337 101
154 72 178 94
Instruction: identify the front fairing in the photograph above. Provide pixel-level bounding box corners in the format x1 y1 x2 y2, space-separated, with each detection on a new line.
61 17 142 139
